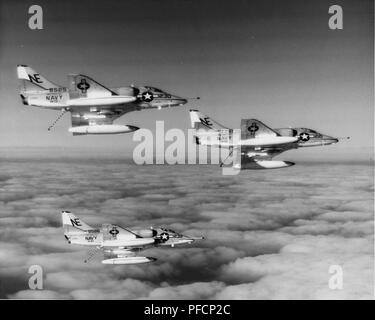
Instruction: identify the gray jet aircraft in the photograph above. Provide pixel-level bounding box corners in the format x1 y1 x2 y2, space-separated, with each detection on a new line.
190 110 349 169
17 65 189 135
61 211 204 265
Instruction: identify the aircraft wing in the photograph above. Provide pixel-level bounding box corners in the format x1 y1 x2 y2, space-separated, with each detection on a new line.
68 106 140 135
68 74 119 99
233 146 294 169
240 119 279 139
101 247 156 264
239 118 299 149
102 224 140 241
101 242 156 265
70 105 138 127
66 74 140 134
103 248 135 259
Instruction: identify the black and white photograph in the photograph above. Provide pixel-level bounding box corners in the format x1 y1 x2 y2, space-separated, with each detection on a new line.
0 0 373 305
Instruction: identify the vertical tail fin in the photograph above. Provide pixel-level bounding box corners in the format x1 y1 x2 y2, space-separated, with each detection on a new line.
17 65 60 92
189 109 228 131
189 109 231 146
61 211 95 236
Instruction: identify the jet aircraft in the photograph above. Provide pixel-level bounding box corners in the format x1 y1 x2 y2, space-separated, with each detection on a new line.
17 65 189 135
190 110 349 169
61 211 204 265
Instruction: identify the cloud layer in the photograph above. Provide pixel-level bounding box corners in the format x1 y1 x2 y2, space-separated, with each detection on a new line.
0 158 373 299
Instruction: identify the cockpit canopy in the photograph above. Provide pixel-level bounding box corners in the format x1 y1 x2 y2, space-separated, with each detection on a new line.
299 128 322 137
145 86 163 93
276 128 323 138
161 227 176 233
160 227 182 237
275 128 298 137
143 86 172 98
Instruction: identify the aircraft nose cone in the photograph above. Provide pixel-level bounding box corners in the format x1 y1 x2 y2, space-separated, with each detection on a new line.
127 125 140 132
323 135 339 145
284 161 296 167
175 97 187 105
147 257 157 262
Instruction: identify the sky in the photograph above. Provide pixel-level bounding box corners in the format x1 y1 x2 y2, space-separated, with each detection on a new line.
0 161 373 299
0 0 373 161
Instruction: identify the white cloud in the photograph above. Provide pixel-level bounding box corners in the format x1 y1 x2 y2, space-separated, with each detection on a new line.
0 161 373 299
